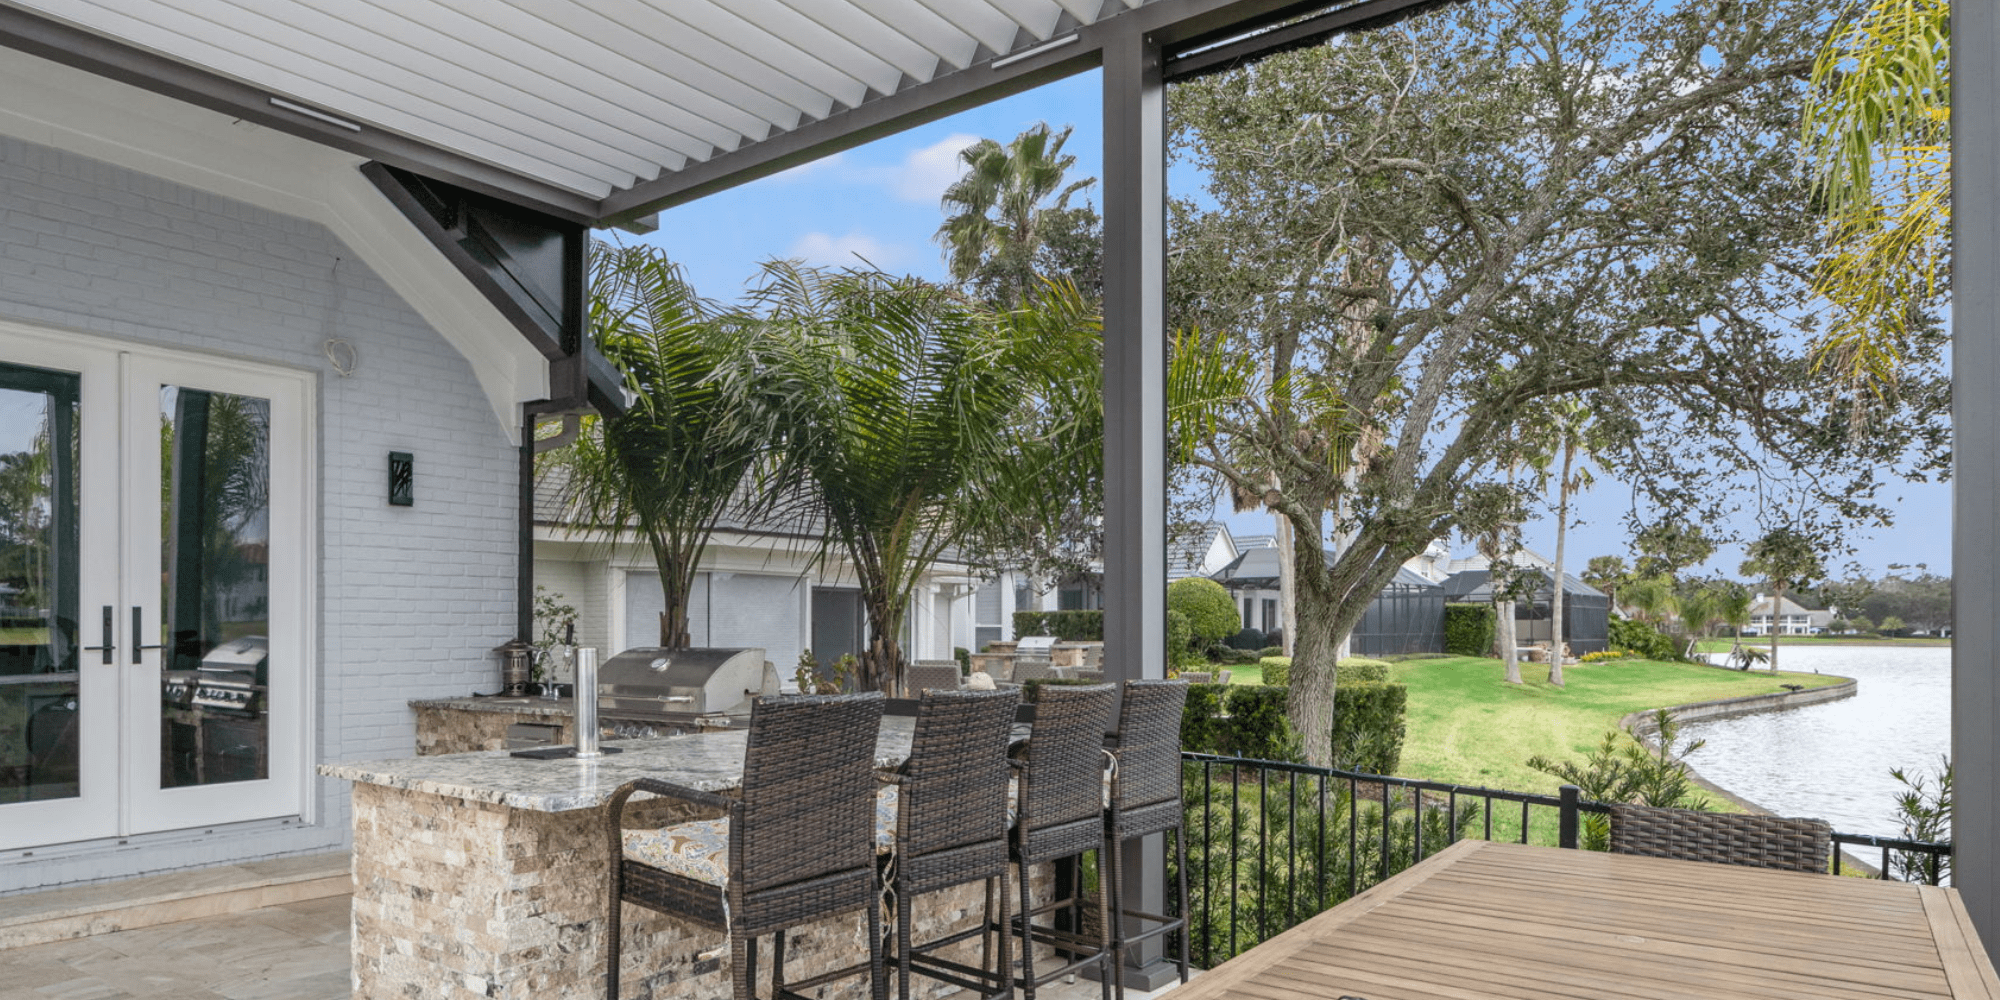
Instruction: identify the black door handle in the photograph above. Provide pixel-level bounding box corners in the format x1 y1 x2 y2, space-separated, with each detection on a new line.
132 606 164 664
80 605 114 664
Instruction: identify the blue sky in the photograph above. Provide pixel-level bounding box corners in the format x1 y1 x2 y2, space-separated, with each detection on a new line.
626 73 1952 580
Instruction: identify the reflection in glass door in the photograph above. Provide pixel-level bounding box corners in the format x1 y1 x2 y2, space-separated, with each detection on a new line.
0 365 79 804
159 386 272 790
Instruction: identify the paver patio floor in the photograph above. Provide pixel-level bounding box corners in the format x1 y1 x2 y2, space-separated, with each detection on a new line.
1 894 1182 999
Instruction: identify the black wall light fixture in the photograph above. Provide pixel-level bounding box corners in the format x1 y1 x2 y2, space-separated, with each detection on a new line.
388 451 414 506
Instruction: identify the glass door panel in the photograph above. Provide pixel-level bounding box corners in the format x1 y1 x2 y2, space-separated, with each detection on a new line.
125 354 305 835
0 366 80 804
159 386 271 789
0 333 120 852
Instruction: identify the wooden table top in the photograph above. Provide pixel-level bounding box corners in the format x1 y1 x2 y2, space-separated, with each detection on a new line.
1171 839 2000 1000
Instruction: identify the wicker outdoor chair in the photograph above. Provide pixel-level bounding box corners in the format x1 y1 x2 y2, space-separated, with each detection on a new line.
1214 670 1232 685
875 688 1021 1000
1008 683 1118 1000
1608 802 1832 873
1177 671 1212 684
907 663 964 694
604 692 887 1000
1101 679 1193 998
1011 657 1059 684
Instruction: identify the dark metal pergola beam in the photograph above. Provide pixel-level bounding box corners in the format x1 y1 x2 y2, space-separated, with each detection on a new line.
1162 0 1464 81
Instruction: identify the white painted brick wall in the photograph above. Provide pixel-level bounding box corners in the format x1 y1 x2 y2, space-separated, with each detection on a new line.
0 136 519 892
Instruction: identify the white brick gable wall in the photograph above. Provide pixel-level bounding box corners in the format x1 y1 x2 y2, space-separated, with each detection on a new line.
0 137 518 892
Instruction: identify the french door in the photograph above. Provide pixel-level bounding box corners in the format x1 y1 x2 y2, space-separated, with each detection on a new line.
0 324 309 851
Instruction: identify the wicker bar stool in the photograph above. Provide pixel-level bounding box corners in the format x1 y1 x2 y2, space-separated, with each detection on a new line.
1608 803 1832 873
875 688 1021 1000
1101 679 1192 998
604 692 887 1000
1008 682 1118 1000
907 663 964 694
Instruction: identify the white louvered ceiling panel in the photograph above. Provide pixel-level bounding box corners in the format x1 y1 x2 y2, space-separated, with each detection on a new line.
7 0 1134 201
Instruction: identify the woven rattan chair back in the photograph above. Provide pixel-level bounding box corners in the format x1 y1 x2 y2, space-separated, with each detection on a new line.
1608 803 1831 873
733 691 885 893
1177 671 1212 684
1015 683 1115 856
1011 657 1058 684
1109 680 1188 813
908 663 963 694
898 688 1020 859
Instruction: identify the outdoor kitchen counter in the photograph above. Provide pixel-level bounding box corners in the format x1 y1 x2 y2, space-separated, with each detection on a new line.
322 716 917 811
320 715 1024 1000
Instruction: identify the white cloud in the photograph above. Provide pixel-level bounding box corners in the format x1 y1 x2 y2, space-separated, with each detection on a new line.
888 132 981 203
786 231 903 269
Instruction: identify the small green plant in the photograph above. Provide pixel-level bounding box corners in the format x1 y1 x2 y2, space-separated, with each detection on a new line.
1525 709 1709 827
1609 617 1683 661
529 585 577 683
792 649 856 694
1166 609 1203 671
1889 755 1951 882
953 646 971 675
1577 648 1637 663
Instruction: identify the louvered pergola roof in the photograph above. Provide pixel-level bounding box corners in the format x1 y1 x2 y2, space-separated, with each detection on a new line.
0 0 1431 225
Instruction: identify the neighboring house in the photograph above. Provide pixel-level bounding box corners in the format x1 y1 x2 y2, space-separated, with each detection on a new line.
970 520 1242 650
1440 565 1613 656
1169 521 1240 581
1210 543 1454 653
1745 595 1836 636
531 475 979 680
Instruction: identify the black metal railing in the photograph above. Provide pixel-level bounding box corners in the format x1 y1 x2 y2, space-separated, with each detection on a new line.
1832 831 1953 885
1173 752 1951 970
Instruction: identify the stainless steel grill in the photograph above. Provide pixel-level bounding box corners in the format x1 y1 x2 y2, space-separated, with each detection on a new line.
596 647 774 733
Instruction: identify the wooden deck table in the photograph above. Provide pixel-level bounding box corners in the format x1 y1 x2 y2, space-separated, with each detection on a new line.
1172 839 2000 1000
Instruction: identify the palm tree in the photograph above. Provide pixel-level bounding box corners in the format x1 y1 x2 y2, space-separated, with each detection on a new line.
754 263 1099 694
936 123 1097 307
545 243 773 650
1800 0 1950 398
1532 400 1600 687
1621 574 1678 629
1715 580 1755 640
1584 555 1628 608
1741 527 1828 674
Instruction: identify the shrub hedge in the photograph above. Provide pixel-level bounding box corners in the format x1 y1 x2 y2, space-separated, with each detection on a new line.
1259 656 1291 686
1179 681 1408 776
1168 577 1241 642
1608 617 1681 661
1167 610 1203 671
1443 603 1496 656
1010 609 1104 641
1339 657 1391 683
1224 626 1267 650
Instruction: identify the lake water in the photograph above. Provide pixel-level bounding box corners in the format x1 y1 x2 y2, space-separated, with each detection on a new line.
1677 644 1950 836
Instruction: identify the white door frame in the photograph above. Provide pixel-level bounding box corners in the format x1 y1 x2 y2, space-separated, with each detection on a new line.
0 321 315 848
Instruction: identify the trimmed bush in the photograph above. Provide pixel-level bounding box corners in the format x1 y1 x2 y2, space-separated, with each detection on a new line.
1225 626 1267 650
1208 643 1258 665
1181 682 1230 756
1167 609 1203 671
1011 609 1104 641
1608 617 1680 661
1168 577 1241 643
1443 603 1496 656
1224 685 1301 762
1259 656 1292 687
954 646 971 675
1257 646 1284 659
1178 680 1408 777
1332 682 1408 775
1338 657 1391 684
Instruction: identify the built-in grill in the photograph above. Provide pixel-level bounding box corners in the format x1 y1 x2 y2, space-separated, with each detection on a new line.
161 636 267 717
595 647 775 737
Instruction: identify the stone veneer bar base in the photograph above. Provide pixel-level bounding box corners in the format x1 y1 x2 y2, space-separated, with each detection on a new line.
351 782 1052 999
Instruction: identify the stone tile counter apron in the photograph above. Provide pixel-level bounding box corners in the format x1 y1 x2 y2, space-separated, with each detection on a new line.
322 718 1050 1000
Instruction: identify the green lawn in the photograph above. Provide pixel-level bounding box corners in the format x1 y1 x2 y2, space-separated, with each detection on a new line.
0 627 48 645
1390 656 1840 797
1693 636 1949 651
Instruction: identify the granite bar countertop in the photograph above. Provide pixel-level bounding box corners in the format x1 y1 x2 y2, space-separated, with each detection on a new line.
410 695 574 718
321 717 918 813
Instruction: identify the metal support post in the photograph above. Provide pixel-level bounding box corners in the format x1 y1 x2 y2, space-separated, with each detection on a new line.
1096 23 1179 991
1955 0 1999 957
